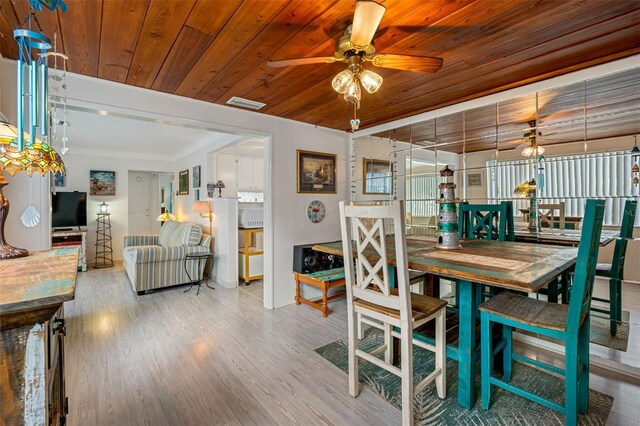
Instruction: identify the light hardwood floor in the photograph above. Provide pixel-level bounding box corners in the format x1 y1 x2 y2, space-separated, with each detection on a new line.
65 266 640 425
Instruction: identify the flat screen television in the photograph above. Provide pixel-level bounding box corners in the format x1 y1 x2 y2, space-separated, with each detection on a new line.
52 191 87 228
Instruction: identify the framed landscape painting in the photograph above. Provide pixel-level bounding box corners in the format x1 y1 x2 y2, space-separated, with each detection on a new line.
297 150 336 193
89 170 115 196
178 170 189 195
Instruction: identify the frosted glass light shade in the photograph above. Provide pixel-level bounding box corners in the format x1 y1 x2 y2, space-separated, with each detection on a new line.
521 144 545 157
343 79 361 107
359 69 383 93
332 69 354 94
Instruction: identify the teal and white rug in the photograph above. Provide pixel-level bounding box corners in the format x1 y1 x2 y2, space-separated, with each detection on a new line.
315 328 613 425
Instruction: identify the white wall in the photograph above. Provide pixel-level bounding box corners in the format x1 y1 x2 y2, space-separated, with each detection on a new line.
1 58 349 309
58 153 173 264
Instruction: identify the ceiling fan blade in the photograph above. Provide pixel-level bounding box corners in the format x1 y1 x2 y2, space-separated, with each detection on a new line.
370 54 443 73
267 56 343 68
350 0 386 49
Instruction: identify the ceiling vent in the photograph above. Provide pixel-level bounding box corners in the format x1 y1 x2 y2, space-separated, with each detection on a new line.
226 97 266 110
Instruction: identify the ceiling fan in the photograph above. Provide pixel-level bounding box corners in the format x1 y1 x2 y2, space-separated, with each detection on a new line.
267 0 444 130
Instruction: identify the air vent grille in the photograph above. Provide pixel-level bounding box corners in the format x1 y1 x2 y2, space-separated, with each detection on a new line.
226 97 266 110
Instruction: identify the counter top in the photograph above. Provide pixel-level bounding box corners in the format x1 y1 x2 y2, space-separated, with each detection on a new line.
0 248 79 319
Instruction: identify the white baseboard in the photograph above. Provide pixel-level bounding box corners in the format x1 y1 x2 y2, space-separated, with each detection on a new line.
213 276 238 289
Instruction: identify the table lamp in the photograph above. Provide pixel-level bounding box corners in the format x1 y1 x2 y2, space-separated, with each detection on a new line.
213 180 225 197
192 201 212 235
0 120 66 259
157 212 176 226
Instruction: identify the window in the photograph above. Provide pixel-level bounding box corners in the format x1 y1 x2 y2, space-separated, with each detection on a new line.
487 151 639 226
405 173 438 218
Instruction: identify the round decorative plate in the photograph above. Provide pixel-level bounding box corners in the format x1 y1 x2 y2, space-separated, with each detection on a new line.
307 200 326 224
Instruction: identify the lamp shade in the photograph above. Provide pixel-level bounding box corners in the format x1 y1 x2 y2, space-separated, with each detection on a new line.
192 201 212 214
332 69 354 94
157 212 176 222
359 69 383 93
0 121 65 176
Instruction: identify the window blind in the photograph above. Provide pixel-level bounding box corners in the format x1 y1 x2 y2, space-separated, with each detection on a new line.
487 151 639 226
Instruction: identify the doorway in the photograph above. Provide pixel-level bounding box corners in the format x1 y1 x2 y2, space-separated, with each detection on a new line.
128 171 173 235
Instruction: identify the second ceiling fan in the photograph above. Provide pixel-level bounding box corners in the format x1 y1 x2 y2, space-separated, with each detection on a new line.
267 0 444 130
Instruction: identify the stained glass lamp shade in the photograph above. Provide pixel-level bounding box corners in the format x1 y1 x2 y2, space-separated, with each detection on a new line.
0 121 66 259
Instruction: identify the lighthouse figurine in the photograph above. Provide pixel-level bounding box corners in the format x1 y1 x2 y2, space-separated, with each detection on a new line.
436 165 462 250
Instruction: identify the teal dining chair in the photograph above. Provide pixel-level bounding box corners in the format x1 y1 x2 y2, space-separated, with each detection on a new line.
458 201 515 241
457 201 515 303
593 199 637 335
478 199 606 426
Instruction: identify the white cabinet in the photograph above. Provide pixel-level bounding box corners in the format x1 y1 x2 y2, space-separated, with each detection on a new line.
216 154 263 195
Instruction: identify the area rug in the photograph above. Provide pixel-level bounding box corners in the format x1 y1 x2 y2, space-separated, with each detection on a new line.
589 311 630 352
315 328 613 425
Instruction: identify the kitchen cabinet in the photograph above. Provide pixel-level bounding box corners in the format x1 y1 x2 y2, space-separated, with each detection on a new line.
216 154 263 195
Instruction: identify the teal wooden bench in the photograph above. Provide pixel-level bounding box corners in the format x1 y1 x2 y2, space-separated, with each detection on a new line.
294 267 346 317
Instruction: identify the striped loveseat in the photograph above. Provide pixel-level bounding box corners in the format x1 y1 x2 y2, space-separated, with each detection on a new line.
123 220 212 294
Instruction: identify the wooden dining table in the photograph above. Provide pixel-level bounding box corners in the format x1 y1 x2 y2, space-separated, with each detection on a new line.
513 225 618 247
313 236 579 409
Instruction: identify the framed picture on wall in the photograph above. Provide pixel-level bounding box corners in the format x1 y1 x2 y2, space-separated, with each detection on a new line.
54 171 65 187
194 188 200 201
193 165 201 188
467 172 483 187
363 158 392 194
297 150 336 193
89 170 116 196
178 170 189 195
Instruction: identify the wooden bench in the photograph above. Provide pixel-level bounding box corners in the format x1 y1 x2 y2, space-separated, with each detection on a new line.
294 268 346 317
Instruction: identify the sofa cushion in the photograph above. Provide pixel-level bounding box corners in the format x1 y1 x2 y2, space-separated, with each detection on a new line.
166 223 202 247
159 220 181 246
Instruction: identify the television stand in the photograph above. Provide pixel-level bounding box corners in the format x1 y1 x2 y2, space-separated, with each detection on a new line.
51 229 87 272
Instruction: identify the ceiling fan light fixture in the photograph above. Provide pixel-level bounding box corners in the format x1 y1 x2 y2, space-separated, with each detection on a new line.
359 69 383 93
343 79 361 108
521 142 545 157
332 69 354 94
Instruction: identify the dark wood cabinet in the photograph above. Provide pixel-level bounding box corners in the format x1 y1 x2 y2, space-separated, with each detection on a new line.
0 248 78 426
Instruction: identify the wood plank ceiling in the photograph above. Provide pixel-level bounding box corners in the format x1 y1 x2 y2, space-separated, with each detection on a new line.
371 67 640 153
0 0 639 139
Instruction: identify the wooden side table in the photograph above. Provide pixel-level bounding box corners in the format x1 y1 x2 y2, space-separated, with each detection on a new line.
294 268 346 317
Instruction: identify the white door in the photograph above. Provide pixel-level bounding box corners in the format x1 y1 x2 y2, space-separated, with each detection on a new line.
128 172 151 235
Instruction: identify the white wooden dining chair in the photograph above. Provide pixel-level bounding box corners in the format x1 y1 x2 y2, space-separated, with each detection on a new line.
339 200 447 426
539 202 566 229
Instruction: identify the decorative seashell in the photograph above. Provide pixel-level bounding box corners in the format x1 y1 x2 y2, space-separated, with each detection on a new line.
21 204 41 228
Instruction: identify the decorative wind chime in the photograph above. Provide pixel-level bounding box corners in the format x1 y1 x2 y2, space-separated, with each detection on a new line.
46 33 70 155
13 2 66 228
